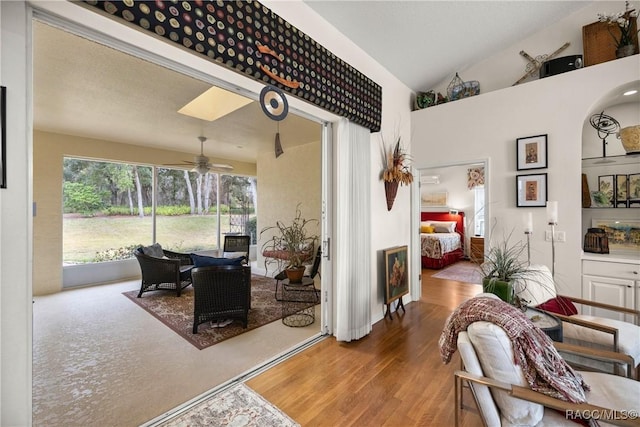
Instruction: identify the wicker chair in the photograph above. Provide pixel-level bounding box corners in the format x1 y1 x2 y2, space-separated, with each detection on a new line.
134 247 193 297
192 265 252 333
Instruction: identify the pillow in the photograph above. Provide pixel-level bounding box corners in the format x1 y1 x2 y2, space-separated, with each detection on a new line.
537 296 578 316
420 225 434 233
190 253 245 267
513 264 557 305
223 251 247 259
142 243 164 258
467 321 544 426
426 220 457 233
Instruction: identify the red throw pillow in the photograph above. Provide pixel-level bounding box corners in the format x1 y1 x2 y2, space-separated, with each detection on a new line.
537 296 578 316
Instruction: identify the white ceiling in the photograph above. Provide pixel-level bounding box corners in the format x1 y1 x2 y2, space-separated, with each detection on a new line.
303 0 592 92
33 21 322 165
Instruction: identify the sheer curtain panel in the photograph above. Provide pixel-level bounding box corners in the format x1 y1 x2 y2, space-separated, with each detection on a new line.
335 118 372 341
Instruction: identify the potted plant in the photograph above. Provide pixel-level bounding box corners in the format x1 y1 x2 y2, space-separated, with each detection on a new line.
597 1 640 58
476 231 530 305
260 204 319 283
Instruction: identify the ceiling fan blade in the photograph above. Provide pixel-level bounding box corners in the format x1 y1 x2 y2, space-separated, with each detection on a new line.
209 163 234 171
162 161 197 166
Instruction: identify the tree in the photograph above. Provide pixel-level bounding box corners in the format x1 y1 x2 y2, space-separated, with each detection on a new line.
133 165 144 217
183 170 195 214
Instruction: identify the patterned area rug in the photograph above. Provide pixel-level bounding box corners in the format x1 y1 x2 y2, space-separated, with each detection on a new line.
431 261 484 284
159 383 299 427
123 275 283 349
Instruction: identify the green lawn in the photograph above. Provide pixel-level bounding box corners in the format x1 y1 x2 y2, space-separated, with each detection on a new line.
63 215 232 263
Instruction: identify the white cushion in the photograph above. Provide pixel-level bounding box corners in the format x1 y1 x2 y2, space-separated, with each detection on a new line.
579 371 640 421
513 264 557 306
563 315 640 369
458 332 501 427
467 321 544 426
223 251 246 259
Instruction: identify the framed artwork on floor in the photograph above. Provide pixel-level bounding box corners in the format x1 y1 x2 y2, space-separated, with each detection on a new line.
516 134 547 170
516 173 547 207
383 245 409 304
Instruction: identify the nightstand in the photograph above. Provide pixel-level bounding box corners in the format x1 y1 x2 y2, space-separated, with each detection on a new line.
470 236 484 263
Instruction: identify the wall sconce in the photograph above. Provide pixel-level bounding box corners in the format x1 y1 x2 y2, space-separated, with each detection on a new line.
546 201 558 278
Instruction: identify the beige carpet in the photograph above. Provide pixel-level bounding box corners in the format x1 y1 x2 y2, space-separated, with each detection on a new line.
432 261 483 284
158 383 299 426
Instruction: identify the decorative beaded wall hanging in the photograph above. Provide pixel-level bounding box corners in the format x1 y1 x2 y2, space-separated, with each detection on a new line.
83 0 382 132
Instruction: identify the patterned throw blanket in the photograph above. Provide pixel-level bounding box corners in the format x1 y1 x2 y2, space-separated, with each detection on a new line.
439 296 590 404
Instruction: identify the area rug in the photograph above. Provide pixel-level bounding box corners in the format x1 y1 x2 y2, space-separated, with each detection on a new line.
431 261 484 284
123 275 284 350
158 383 299 427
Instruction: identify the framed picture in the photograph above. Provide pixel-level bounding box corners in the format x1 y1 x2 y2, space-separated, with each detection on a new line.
1 86 5 189
598 175 615 207
421 191 448 207
516 134 547 170
591 219 640 253
516 173 547 207
629 174 640 206
383 245 409 304
615 174 628 207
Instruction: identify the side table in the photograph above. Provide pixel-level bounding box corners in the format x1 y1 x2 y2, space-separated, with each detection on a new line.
525 306 563 342
281 277 318 327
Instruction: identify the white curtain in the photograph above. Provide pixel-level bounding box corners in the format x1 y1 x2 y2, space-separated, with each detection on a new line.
335 118 372 341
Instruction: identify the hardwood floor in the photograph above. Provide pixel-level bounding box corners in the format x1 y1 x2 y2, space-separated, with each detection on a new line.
247 263 484 426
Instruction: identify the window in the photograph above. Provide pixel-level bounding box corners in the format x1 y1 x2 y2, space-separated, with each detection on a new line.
63 158 256 264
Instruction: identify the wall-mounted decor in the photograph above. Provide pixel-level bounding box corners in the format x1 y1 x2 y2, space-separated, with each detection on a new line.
467 166 484 189
421 192 448 207
615 174 628 207
83 0 382 132
383 245 408 319
516 173 547 207
598 175 615 207
591 219 640 253
629 174 640 207
381 136 412 211
516 134 548 170
1 86 5 189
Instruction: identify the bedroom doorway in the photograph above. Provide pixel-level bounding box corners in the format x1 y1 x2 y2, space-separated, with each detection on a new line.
416 159 489 266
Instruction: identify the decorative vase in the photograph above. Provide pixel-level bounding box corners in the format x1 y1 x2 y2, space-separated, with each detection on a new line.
619 125 640 154
615 44 636 58
285 266 305 283
384 180 399 211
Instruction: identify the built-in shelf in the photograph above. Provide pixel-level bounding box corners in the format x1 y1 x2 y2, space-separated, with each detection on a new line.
582 153 640 168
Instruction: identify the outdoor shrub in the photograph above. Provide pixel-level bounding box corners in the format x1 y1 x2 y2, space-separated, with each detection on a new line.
63 182 106 215
155 205 192 216
93 243 142 262
246 216 257 244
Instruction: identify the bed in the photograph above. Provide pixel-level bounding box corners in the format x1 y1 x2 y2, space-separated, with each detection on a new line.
420 211 465 269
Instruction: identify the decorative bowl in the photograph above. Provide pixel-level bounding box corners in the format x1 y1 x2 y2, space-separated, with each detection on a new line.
619 125 640 154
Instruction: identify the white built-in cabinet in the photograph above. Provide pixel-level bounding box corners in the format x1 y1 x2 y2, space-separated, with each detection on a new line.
581 257 640 323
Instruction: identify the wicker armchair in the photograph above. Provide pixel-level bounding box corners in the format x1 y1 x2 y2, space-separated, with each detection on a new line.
134 247 194 297
191 265 252 333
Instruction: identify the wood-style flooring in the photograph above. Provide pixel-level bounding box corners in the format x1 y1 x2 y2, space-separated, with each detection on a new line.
247 262 484 427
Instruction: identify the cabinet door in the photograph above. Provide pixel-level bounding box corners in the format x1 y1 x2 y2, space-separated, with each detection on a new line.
582 275 635 322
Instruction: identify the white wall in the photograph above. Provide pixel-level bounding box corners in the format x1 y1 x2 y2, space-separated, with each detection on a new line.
412 56 639 298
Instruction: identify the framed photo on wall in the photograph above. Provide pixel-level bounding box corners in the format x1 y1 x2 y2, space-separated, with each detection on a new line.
516 173 547 207
383 245 409 304
516 134 547 170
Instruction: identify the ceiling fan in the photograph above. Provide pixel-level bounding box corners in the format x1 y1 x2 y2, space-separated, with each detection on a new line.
164 136 233 175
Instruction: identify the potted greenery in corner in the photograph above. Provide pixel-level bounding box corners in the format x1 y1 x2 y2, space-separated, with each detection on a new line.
260 204 319 283
477 231 530 305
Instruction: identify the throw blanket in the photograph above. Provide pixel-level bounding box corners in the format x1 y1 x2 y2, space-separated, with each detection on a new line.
439 296 590 404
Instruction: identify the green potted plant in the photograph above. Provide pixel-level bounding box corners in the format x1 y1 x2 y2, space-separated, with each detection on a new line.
260 204 319 283
477 231 530 304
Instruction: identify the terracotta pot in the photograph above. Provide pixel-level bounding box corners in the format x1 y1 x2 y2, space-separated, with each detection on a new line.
285 266 305 283
384 180 399 211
